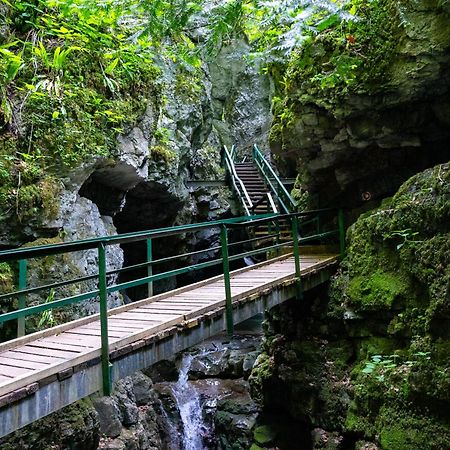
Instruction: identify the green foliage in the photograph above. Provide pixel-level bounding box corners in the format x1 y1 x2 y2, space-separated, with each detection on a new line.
37 289 56 329
0 262 14 294
151 144 177 164
205 0 246 55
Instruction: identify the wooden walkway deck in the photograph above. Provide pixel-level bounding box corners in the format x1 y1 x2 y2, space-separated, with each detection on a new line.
0 252 337 400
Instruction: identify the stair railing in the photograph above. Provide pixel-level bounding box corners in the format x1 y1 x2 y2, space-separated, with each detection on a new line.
252 144 297 214
224 145 253 215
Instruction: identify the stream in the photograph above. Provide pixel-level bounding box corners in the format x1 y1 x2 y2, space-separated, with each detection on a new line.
172 353 209 450
153 315 263 450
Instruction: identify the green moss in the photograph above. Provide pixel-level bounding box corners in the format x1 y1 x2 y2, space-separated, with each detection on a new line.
248 353 274 404
250 445 265 450
0 2 162 232
347 270 410 311
357 337 398 358
253 425 277 445
0 262 14 294
377 405 450 450
269 0 407 152
332 163 450 444
150 144 177 164
174 67 202 100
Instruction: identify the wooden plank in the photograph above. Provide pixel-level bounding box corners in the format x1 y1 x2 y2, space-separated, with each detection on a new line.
139 305 193 312
2 351 64 365
0 356 48 370
108 318 160 328
19 345 82 359
33 339 88 352
66 329 130 339
0 315 184 397
44 335 103 349
42 335 97 349
0 374 13 383
123 311 182 319
118 312 180 321
76 325 132 336
0 364 33 378
110 315 163 324
82 323 143 332
156 301 215 307
159 299 213 305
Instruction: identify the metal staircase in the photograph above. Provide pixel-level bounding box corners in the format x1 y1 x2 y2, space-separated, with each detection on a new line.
223 144 298 246
224 144 296 216
234 162 274 214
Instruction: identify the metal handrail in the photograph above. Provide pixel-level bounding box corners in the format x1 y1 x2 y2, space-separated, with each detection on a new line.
267 192 278 214
0 208 345 396
224 145 253 214
252 144 296 214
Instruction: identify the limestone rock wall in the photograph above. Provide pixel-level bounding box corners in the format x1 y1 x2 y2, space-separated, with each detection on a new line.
249 163 450 449
271 0 450 215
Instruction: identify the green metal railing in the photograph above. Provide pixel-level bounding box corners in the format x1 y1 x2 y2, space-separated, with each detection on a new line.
0 209 345 396
252 144 297 214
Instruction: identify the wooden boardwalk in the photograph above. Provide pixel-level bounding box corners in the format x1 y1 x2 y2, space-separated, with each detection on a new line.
0 252 337 401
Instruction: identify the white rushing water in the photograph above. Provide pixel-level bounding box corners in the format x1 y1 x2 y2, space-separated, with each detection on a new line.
171 353 208 450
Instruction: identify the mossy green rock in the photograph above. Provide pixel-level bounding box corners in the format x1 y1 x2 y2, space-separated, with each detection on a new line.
250 445 265 450
253 425 277 445
332 162 450 444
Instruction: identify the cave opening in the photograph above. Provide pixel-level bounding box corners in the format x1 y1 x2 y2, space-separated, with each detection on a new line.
79 164 186 301
79 163 242 303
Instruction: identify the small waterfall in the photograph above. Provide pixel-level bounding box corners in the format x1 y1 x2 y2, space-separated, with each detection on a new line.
171 353 209 450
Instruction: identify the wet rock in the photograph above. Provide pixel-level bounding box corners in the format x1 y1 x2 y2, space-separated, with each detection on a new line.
132 372 155 406
209 38 273 154
243 351 259 378
114 379 140 426
93 396 122 438
0 399 99 450
311 428 344 449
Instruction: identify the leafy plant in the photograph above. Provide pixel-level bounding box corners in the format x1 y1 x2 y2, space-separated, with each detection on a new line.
37 289 56 329
0 47 24 123
383 228 421 250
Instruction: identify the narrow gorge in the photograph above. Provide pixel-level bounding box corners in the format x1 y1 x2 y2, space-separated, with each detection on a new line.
0 1 449 449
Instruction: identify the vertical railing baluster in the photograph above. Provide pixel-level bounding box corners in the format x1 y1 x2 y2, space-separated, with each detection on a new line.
147 238 153 297
338 209 346 259
98 243 112 396
220 224 233 336
17 259 27 337
291 216 303 299
275 218 281 255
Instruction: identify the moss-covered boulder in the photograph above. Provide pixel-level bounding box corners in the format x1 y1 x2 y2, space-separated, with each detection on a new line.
331 162 450 446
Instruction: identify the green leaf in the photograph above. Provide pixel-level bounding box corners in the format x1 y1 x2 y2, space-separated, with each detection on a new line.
316 14 340 32
105 57 119 75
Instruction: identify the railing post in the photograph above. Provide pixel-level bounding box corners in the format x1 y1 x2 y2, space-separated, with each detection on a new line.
275 218 281 255
98 243 112 396
17 259 27 337
291 216 303 299
338 209 346 259
147 238 153 297
220 224 233 336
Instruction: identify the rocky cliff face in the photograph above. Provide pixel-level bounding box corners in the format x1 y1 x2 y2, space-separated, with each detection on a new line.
249 162 450 449
0 1 272 314
270 0 450 216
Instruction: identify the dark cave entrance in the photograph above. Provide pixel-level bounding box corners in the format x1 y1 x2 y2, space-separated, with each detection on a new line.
79 164 240 303
80 165 186 301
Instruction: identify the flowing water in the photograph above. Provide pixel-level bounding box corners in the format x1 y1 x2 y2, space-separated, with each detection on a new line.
171 353 209 450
